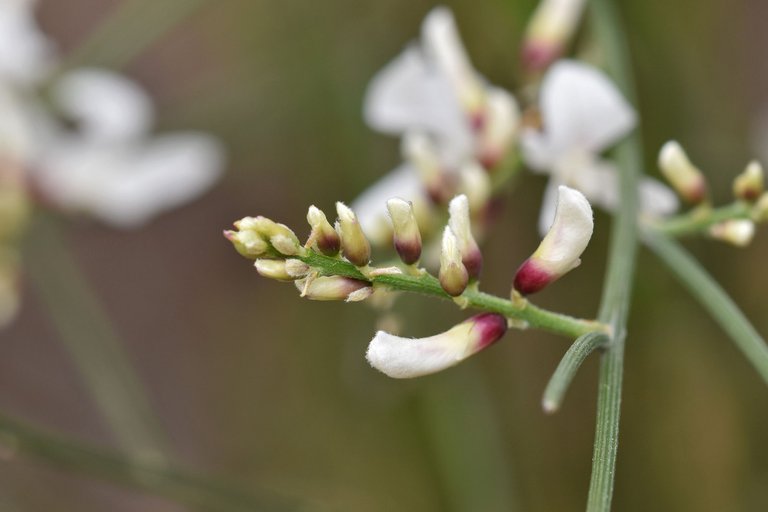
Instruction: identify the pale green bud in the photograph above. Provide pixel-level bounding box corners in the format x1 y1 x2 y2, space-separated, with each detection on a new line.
336 202 371 267
709 220 755 247
448 195 482 279
254 259 293 281
733 160 764 201
439 227 468 296
307 205 341 256
295 275 372 301
386 198 422 265
658 141 707 204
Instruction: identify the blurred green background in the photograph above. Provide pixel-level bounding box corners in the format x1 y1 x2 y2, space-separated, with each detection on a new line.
1 0 767 510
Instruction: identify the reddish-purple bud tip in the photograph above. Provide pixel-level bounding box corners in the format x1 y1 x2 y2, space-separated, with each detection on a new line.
394 240 421 266
462 249 483 280
471 313 508 350
521 43 560 72
513 259 553 295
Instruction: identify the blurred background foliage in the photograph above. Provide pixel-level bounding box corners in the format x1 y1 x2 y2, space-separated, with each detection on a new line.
1 0 767 510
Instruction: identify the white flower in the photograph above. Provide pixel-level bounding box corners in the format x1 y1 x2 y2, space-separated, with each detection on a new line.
514 186 592 294
0 0 55 84
366 312 507 378
31 68 224 228
522 60 678 233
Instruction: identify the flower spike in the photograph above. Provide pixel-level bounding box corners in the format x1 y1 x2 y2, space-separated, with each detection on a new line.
386 198 422 265
335 202 371 267
307 205 341 255
514 186 593 295
448 194 483 279
366 313 507 378
439 227 469 297
658 141 708 204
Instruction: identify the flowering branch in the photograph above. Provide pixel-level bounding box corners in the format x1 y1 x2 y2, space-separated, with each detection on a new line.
298 250 605 339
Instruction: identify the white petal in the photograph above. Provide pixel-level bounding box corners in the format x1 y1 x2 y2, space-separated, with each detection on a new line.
537 179 561 235
638 177 679 218
35 133 224 228
538 60 636 156
366 313 507 378
477 87 520 165
363 46 471 154
350 163 426 244
52 68 154 142
533 185 593 274
0 0 55 84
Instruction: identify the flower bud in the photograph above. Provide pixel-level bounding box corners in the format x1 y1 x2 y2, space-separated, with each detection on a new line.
658 141 707 204
709 219 755 247
307 205 341 255
229 216 302 257
439 227 469 296
733 160 764 201
386 198 422 265
514 186 593 295
335 202 371 267
254 259 293 281
402 131 450 203
458 162 491 215
223 229 269 259
476 88 520 169
522 0 586 71
284 259 310 278
752 193 768 223
295 276 373 302
448 195 482 279
366 312 507 378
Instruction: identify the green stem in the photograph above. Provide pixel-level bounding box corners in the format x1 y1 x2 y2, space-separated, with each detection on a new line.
56 0 207 73
299 251 607 339
542 332 608 414
587 0 642 510
27 217 171 464
650 202 752 237
0 412 300 511
642 229 768 385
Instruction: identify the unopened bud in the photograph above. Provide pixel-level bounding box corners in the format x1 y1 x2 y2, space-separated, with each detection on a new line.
709 219 755 247
229 215 302 257
366 312 507 378
223 229 269 259
458 162 492 216
522 0 586 71
254 259 293 281
514 186 593 295
752 193 768 223
295 276 372 301
448 195 483 278
658 141 707 204
386 198 422 265
439 227 469 296
476 88 520 169
733 160 764 201
284 259 310 278
307 205 341 255
403 132 451 203
336 202 371 267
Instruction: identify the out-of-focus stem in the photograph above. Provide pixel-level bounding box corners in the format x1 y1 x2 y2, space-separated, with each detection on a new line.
643 229 768 386
27 216 170 464
649 202 752 237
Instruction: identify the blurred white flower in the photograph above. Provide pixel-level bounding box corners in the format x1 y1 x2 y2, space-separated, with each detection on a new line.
32 69 225 228
522 60 678 233
355 7 519 243
0 0 55 84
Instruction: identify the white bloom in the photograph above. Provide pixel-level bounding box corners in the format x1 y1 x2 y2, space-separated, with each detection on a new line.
366 312 507 378
31 69 224 228
514 186 593 294
522 60 678 233
0 0 55 84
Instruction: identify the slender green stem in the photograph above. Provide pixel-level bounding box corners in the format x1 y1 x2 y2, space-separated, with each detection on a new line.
650 202 752 237
27 217 170 464
542 332 608 414
0 411 300 511
642 229 768 385
587 0 642 510
56 0 207 73
299 251 607 339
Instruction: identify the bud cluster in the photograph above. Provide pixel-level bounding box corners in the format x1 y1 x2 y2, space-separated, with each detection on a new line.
657 141 768 247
